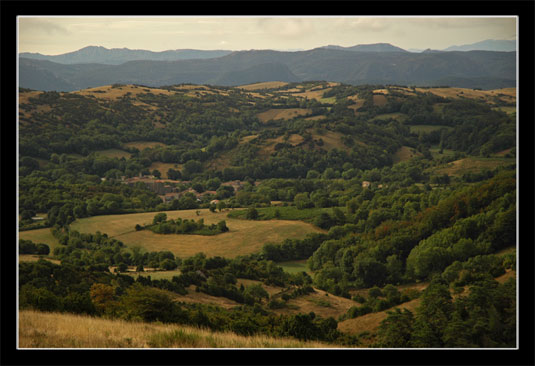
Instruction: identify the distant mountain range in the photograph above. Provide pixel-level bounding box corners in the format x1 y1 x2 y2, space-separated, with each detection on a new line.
320 43 408 53
408 39 516 53
19 46 233 65
443 39 516 52
19 42 516 91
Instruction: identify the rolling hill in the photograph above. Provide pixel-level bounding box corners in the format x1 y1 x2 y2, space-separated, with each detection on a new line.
19 47 516 91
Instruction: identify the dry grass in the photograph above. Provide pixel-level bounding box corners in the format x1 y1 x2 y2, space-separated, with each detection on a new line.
306 129 360 152
69 209 323 259
304 115 327 121
148 162 183 178
337 298 422 337
19 255 61 265
173 286 243 309
256 108 312 123
273 288 356 320
372 94 388 106
256 134 306 157
289 88 333 101
495 270 516 284
392 146 423 164
73 84 176 100
19 310 335 348
237 81 289 90
373 89 389 95
414 87 516 105
235 279 283 297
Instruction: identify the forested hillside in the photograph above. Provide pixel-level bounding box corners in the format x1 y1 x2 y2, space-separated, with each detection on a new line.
18 81 517 348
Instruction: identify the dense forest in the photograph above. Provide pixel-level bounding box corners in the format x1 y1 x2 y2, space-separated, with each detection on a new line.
18 81 517 348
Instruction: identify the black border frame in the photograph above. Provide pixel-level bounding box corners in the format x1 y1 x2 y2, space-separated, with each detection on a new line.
2 1 534 365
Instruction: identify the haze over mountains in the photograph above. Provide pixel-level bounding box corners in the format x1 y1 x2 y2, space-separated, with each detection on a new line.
19 41 516 92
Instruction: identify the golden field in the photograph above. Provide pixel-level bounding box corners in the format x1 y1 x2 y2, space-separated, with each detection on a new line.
67 209 323 259
18 310 336 348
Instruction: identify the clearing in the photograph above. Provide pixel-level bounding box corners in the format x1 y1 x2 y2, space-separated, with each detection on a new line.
237 81 289 91
256 108 312 123
392 146 423 164
69 209 324 259
432 157 516 177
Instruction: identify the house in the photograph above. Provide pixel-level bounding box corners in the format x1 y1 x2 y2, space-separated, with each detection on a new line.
362 181 371 188
210 199 220 205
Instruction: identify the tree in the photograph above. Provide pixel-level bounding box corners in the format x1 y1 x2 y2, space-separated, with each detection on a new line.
410 278 453 347
119 284 178 322
245 207 259 220
152 169 161 179
160 258 177 270
217 220 229 232
376 308 415 348
294 193 313 210
153 213 167 225
243 284 269 303
167 168 182 180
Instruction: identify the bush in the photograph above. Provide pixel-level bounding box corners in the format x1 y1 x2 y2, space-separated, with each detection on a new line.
160 259 178 270
245 207 259 220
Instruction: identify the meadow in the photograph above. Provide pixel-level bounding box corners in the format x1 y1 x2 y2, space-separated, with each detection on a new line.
18 228 60 252
256 108 312 123
68 209 323 259
19 309 335 348
433 156 516 177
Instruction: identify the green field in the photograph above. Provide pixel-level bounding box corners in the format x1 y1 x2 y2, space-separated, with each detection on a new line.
18 228 60 252
128 269 182 281
493 106 516 116
371 113 407 122
94 149 132 159
68 209 323 259
277 260 312 274
318 96 336 104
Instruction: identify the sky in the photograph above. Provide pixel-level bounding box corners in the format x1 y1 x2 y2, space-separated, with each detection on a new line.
18 16 517 55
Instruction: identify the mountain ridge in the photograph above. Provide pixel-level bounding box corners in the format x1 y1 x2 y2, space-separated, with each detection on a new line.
19 47 516 91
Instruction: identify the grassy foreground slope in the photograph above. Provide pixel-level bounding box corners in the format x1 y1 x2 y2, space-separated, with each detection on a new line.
19 310 335 348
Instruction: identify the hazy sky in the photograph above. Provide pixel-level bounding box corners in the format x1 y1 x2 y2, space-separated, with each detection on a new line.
18 16 517 55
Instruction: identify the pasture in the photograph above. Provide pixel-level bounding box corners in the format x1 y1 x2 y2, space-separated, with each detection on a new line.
94 149 132 159
372 94 387 106
18 228 60 252
277 260 311 274
371 113 408 122
392 146 422 164
237 81 289 90
122 141 167 150
148 162 183 178
414 87 516 105
69 209 324 259
256 108 312 123
73 84 177 100
433 156 516 177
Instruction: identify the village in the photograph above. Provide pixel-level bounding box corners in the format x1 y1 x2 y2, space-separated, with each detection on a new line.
120 174 246 205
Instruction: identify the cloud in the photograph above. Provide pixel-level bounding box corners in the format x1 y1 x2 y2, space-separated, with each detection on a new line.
256 18 315 38
19 18 69 35
333 17 390 32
